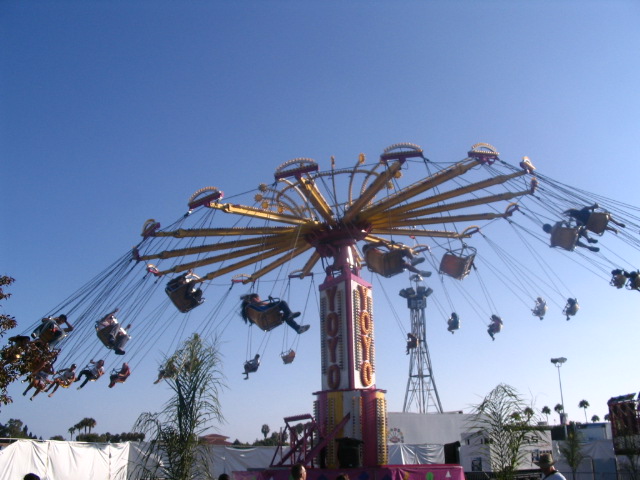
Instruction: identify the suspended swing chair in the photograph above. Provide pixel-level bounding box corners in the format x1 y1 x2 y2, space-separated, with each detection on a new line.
531 297 548 320
610 270 628 289
32 318 68 348
364 244 407 278
547 221 581 251
563 298 579 320
50 370 75 389
95 311 130 355
242 300 288 332
626 271 640 291
585 212 613 235
165 270 205 313
439 227 479 280
487 315 503 340
108 365 131 388
447 313 460 333
564 204 624 236
363 242 430 278
281 349 296 364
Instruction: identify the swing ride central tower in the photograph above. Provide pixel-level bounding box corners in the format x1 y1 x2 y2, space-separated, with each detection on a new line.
309 227 388 468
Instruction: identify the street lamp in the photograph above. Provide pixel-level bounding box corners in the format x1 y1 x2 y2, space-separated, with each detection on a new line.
550 357 567 425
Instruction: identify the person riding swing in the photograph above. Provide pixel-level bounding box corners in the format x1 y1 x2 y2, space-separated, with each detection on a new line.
95 309 131 355
243 354 260 380
240 293 309 334
487 315 503 340
108 362 131 388
563 298 579 320
363 242 432 278
447 313 460 333
532 297 547 320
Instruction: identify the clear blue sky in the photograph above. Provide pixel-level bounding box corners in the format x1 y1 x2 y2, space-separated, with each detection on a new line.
2 1 640 442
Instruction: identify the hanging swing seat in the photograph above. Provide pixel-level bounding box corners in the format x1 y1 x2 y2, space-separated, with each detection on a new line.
447 316 460 332
439 246 476 280
244 304 285 332
95 321 130 352
585 212 610 235
627 274 640 291
109 368 130 386
243 359 260 373
488 316 503 335
364 246 406 278
563 301 579 317
32 319 66 347
281 350 296 364
549 223 579 251
611 273 628 289
165 276 204 313
532 304 548 318
52 373 75 388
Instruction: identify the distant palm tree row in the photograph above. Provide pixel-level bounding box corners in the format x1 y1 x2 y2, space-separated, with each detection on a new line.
67 417 97 440
539 400 609 424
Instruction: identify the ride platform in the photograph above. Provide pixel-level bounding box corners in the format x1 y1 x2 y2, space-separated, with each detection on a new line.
234 464 464 480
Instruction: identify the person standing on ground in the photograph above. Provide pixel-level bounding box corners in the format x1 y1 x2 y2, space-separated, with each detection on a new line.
291 463 307 480
535 453 566 480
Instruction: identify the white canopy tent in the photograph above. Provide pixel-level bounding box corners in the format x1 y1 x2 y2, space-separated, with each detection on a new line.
0 440 277 480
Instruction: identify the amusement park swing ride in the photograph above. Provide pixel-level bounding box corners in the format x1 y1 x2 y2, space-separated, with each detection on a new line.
9 142 640 472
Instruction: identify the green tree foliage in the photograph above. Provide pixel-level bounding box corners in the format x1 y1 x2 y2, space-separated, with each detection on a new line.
79 417 97 434
0 276 16 333
0 276 59 407
558 426 586 480
0 418 38 439
261 424 270 440
252 431 287 446
591 415 600 423
541 406 551 423
578 400 590 423
468 384 542 480
133 333 225 480
554 403 565 423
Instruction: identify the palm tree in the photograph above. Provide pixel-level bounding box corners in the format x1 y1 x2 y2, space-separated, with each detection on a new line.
604 413 610 422
469 384 543 480
134 334 226 480
591 415 600 423
554 403 564 424
86 418 96 434
541 406 551 423
578 400 590 423
68 426 75 441
75 421 85 435
559 428 586 480
261 424 270 440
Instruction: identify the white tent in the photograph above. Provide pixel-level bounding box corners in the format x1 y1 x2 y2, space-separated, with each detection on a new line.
0 439 129 480
0 439 278 480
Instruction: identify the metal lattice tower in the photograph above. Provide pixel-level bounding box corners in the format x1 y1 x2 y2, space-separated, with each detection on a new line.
400 275 443 413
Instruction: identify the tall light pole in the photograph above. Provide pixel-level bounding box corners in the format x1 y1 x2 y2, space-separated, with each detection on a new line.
551 357 567 426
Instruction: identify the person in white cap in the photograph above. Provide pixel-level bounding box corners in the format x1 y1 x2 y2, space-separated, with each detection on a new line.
534 453 566 480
